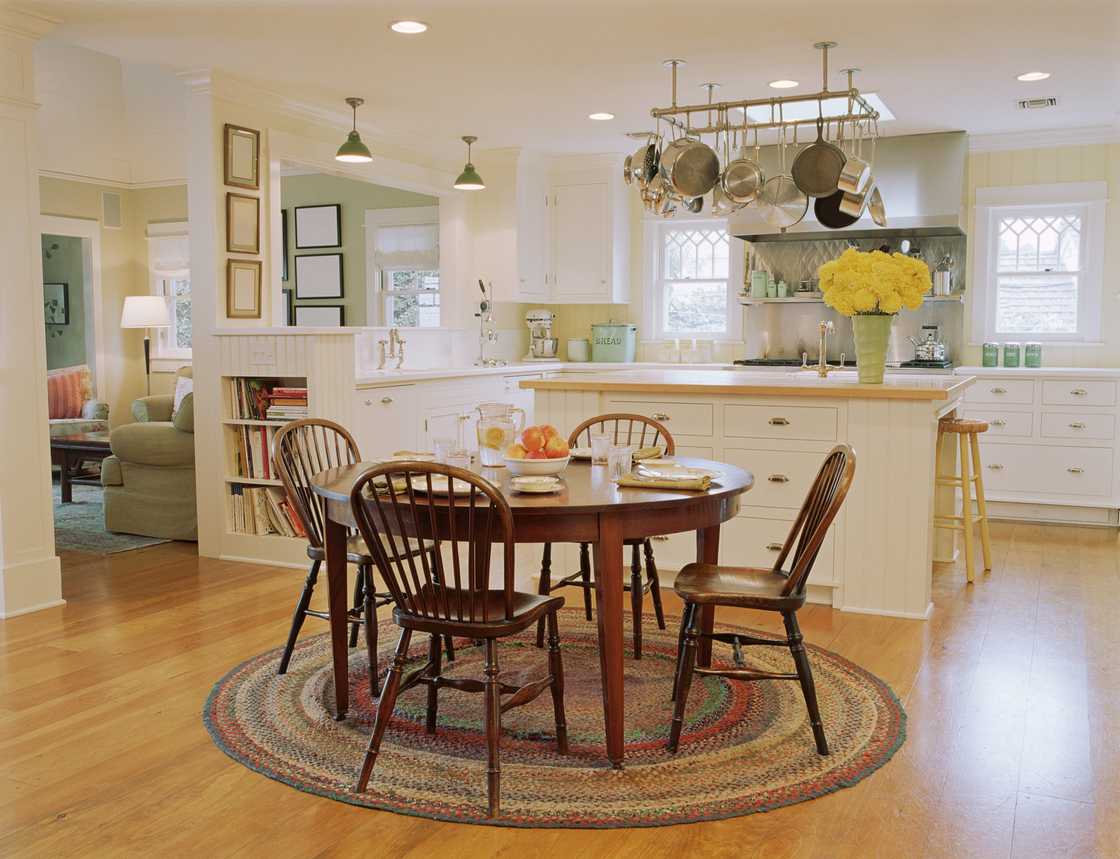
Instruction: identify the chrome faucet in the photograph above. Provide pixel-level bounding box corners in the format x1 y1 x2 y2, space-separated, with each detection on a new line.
801 321 846 378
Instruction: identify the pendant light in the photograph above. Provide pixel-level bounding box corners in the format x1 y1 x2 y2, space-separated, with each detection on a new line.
336 97 373 163
453 135 485 190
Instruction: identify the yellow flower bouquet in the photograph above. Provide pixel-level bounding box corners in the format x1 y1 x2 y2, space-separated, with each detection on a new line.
816 249 932 383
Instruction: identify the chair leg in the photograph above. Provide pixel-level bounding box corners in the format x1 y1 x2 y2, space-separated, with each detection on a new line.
644 538 666 630
348 566 363 648
579 543 593 620
361 565 379 698
356 628 412 791
668 603 699 752
483 638 502 818
784 611 829 755
630 542 644 660
958 432 976 584
426 634 442 734
535 542 552 648
671 604 690 702
971 433 993 573
546 610 569 754
278 559 321 675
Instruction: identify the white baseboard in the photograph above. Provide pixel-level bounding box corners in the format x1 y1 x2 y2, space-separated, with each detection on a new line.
838 601 934 621
0 554 63 619
0 597 66 620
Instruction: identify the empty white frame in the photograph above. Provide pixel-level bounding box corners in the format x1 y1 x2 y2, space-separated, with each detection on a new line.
226 193 260 254
294 253 344 299
226 259 262 318
294 204 341 249
294 304 344 326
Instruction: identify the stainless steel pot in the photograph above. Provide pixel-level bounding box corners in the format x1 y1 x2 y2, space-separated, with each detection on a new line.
837 121 873 195
839 176 874 218
721 127 764 205
659 134 720 199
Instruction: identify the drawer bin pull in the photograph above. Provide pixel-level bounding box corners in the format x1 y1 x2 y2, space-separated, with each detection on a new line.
768 474 790 483
651 412 671 421
1071 388 1088 396
381 396 394 404
990 387 1008 394
766 542 784 552
991 419 1007 427
1068 467 1085 474
987 463 1004 471
768 417 790 426
1069 422 1086 429
650 535 669 542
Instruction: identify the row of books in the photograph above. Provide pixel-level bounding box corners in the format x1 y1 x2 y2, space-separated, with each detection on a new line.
234 425 277 480
228 378 310 422
265 386 309 421
230 485 306 538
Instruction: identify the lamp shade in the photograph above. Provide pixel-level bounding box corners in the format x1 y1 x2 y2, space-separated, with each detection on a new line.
453 163 486 190
120 295 170 328
336 130 373 163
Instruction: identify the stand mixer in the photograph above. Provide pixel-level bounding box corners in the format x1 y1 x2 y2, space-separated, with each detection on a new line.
523 309 559 361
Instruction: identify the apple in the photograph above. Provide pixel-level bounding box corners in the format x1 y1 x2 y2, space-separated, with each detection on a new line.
544 436 570 459
521 426 546 452
542 424 560 442
505 443 527 460
525 450 548 460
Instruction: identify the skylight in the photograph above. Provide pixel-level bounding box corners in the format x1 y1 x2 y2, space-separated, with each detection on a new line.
742 92 894 124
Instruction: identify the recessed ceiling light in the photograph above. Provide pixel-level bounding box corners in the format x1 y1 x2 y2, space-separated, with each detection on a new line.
1016 71 1050 82
769 79 799 89
589 112 615 121
390 20 428 34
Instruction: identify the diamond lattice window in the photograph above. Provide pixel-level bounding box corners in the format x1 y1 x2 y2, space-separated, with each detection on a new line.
659 227 731 335
994 212 1082 335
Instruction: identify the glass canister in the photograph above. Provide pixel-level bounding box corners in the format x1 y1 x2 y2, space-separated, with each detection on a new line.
982 342 999 368
1002 342 1021 368
1025 342 1043 368
475 402 526 466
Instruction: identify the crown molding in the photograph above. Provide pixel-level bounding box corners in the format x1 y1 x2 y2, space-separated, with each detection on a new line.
39 169 187 190
969 124 1120 153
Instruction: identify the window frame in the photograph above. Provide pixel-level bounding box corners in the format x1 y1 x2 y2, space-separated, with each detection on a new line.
971 182 1106 346
146 221 191 361
642 216 744 343
380 267 441 329
364 206 441 329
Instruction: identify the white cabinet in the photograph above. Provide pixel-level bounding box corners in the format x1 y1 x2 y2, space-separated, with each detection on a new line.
352 385 417 457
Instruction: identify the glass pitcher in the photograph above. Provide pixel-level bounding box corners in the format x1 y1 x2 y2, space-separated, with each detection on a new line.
475 402 525 466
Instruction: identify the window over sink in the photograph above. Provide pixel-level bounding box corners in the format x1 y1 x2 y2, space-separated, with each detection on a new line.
366 206 441 328
972 182 1106 345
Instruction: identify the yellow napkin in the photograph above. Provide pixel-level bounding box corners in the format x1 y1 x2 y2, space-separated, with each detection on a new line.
616 473 712 491
632 445 666 461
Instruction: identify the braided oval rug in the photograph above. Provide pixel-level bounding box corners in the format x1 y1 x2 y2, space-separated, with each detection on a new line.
204 610 905 828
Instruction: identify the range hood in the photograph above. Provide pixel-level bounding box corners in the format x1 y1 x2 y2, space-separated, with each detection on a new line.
729 131 967 243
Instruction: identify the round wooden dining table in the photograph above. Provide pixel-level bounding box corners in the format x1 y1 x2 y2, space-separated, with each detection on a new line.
311 457 753 769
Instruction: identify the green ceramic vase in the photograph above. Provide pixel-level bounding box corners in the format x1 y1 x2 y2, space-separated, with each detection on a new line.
851 314 894 384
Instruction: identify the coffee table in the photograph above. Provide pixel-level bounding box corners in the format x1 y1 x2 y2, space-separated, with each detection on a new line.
51 431 112 503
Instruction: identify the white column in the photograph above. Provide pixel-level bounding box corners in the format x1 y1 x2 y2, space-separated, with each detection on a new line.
0 9 63 618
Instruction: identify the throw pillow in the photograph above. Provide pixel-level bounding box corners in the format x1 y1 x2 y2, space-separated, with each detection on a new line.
46 366 86 419
172 374 193 416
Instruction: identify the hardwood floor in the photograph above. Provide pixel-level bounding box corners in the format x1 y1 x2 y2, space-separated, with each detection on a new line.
1 522 1117 858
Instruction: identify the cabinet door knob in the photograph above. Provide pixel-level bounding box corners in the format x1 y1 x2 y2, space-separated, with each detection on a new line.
1071 388 1088 396
990 387 1007 394
767 474 790 483
651 412 671 421
1069 421 1086 429
364 399 372 406
991 419 1006 427
987 463 1004 470
381 396 394 404
768 417 790 426
766 542 784 552
1068 466 1085 474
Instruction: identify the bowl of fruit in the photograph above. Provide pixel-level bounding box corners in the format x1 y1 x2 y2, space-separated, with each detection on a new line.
503 424 570 475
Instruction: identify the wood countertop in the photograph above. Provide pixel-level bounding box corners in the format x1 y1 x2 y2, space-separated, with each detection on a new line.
521 369 975 401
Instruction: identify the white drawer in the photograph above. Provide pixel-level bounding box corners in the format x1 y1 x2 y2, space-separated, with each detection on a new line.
724 404 839 442
1041 380 1117 407
722 448 823 510
961 408 1034 439
719 516 836 581
1040 412 1116 441
965 379 1035 405
979 442 1114 498
676 444 715 459
606 400 713 437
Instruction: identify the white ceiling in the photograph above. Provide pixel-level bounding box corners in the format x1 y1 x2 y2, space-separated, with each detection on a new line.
24 0 1120 161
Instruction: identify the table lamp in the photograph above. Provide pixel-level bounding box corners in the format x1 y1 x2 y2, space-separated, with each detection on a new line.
120 295 170 396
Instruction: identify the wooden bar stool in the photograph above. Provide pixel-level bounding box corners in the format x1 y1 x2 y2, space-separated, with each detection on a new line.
933 416 993 583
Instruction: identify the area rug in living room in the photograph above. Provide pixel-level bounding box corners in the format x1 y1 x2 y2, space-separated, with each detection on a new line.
52 483 169 554
204 610 906 828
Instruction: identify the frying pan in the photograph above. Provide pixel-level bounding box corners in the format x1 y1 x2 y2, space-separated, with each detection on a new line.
814 189 860 229
791 115 846 197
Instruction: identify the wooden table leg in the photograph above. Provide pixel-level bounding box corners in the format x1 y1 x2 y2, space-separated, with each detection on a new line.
60 450 74 503
696 524 720 667
592 514 625 769
324 511 350 721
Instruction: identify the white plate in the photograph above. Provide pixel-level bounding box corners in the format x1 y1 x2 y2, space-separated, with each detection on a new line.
510 476 563 494
570 447 593 460
408 475 475 495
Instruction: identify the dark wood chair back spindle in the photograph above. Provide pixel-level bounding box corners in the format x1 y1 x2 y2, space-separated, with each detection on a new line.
566 413 676 454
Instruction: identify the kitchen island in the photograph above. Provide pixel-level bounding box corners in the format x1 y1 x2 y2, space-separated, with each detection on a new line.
522 369 975 619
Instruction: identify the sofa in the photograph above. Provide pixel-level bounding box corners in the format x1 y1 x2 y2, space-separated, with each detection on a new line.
102 367 197 541
47 364 109 437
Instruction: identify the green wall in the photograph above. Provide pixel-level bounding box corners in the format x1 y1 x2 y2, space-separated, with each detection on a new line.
280 173 437 326
42 234 87 370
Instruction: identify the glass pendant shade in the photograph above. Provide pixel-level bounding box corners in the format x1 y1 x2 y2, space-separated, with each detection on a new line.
336 97 373 163
453 135 485 190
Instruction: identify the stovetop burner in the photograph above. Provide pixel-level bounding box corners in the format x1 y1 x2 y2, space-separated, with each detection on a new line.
898 359 953 369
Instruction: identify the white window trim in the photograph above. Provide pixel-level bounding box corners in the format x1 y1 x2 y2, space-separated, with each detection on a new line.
971 182 1107 346
146 220 192 362
364 206 440 328
642 215 744 343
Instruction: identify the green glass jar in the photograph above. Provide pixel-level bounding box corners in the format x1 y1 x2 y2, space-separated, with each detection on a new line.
982 342 999 368
1003 342 1021 368
1025 342 1042 368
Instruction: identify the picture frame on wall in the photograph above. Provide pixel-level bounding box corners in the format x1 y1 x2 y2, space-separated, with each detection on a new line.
223 124 260 190
281 209 289 281
226 259 262 318
294 252 343 299
226 193 260 254
294 304 345 327
43 282 70 325
294 204 341 249
284 289 294 326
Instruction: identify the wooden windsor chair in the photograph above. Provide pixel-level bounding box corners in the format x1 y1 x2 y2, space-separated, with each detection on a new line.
536 413 674 659
349 461 568 818
667 444 856 756
272 419 452 698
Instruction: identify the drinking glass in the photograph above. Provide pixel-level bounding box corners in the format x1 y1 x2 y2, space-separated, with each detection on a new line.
446 451 472 471
590 432 611 464
433 437 456 463
608 445 634 481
